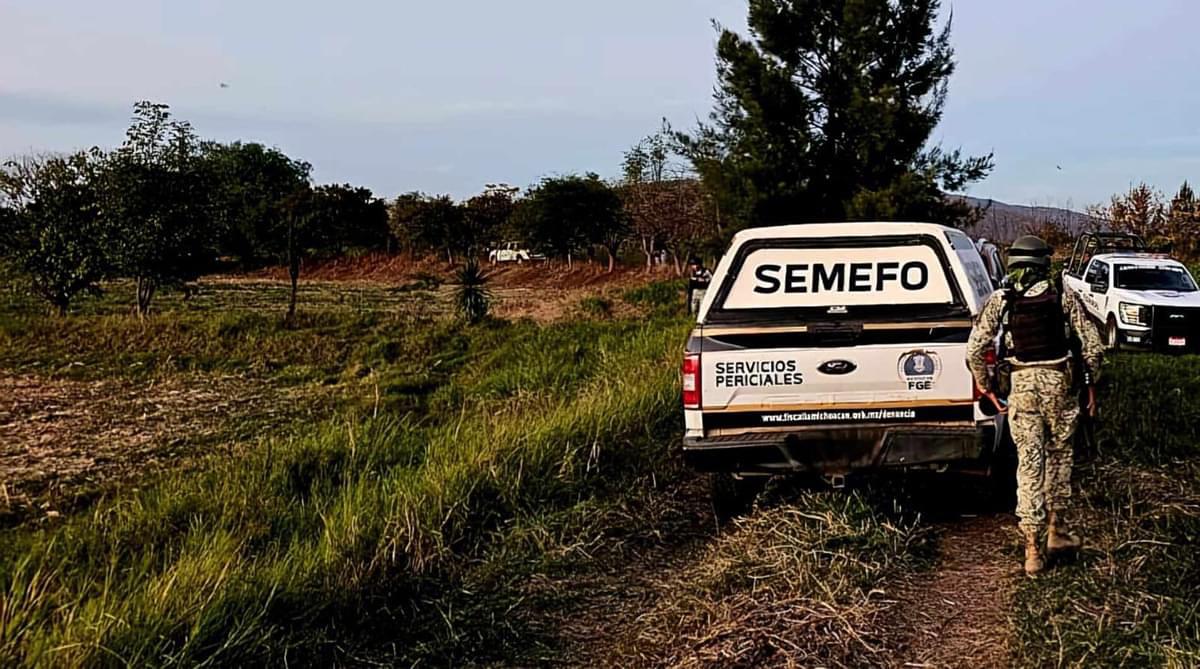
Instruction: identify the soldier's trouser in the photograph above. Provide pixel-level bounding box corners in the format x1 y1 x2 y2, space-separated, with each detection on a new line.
1008 366 1078 532
689 289 706 315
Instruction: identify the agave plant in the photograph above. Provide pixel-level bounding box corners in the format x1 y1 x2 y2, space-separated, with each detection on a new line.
455 258 491 324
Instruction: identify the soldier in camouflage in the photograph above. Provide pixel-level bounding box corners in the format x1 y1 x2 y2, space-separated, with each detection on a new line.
966 236 1104 576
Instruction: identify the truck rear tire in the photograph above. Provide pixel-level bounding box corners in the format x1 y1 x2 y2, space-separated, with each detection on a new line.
710 473 767 523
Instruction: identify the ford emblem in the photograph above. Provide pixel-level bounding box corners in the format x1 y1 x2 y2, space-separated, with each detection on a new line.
818 359 857 375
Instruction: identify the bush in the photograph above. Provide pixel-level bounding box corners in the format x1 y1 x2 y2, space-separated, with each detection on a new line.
1096 353 1200 464
622 280 684 315
578 295 612 319
454 259 490 324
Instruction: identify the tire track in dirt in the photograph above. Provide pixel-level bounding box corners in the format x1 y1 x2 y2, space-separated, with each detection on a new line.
880 513 1019 668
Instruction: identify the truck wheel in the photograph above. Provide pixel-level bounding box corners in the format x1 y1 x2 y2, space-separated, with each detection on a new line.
710 473 767 523
1106 316 1121 351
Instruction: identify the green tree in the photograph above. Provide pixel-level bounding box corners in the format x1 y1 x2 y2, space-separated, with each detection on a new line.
202 141 312 265
387 191 430 254
411 195 466 263
1168 181 1200 258
0 152 109 315
464 184 519 255
98 102 214 316
677 0 992 230
307 183 389 254
515 174 624 269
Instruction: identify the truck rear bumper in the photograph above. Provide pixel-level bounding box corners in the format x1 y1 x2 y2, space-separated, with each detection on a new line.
682 423 996 475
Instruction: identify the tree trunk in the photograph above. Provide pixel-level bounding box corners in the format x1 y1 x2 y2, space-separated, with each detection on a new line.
606 246 616 273
670 251 682 276
287 260 300 325
286 220 301 325
135 276 156 319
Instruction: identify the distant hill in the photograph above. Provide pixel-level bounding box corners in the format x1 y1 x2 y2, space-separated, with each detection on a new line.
951 195 1100 243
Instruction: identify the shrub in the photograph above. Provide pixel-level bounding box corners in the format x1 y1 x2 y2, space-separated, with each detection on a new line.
622 280 684 315
454 259 490 324
578 295 612 318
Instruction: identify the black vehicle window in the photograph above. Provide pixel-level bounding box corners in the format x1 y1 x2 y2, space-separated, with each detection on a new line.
1095 261 1109 286
1084 260 1100 284
1114 265 1198 291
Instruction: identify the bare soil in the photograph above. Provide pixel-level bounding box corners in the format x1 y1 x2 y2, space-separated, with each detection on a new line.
252 253 676 290
0 373 305 524
880 514 1019 668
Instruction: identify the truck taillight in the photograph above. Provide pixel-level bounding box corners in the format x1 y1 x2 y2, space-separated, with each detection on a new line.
682 354 701 409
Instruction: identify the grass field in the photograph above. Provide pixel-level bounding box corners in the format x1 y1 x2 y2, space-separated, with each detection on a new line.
4 267 1200 667
0 274 697 665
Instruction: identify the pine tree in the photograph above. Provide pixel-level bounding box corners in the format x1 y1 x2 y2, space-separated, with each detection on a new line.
678 0 992 229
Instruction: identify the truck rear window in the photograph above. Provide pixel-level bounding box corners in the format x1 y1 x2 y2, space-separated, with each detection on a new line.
705 235 967 324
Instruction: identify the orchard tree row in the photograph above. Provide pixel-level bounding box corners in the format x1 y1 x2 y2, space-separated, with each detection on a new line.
0 102 388 318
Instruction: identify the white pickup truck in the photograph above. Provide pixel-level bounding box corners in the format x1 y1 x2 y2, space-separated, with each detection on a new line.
683 222 1005 511
488 241 543 264
1062 252 1200 351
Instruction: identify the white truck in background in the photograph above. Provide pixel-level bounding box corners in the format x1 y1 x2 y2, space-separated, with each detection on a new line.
488 241 544 264
682 222 1004 513
1063 251 1200 351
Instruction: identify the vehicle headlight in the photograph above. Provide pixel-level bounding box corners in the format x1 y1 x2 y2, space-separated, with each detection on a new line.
1119 302 1149 326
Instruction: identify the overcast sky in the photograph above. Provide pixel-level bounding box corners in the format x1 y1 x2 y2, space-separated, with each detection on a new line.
2 0 1198 209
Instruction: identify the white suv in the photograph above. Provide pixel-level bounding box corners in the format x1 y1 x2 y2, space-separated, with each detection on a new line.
682 222 1003 506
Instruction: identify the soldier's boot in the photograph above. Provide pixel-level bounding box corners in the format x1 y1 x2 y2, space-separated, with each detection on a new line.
1047 511 1081 552
1023 527 1045 576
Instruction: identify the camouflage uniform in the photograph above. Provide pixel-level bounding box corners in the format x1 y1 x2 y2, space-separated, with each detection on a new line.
966 276 1103 533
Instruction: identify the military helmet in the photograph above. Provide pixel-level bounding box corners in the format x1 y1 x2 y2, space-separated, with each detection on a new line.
1007 235 1052 270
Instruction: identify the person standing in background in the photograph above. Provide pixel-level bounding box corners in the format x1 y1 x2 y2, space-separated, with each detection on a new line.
687 256 712 316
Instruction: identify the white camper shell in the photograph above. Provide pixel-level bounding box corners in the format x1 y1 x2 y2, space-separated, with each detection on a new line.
682 222 1002 478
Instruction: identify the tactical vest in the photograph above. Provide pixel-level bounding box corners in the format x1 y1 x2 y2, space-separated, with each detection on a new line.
1006 289 1069 362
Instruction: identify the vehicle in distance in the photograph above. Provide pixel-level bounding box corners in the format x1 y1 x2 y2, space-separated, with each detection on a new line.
974 237 1005 287
682 222 1003 509
1063 251 1200 351
488 241 544 263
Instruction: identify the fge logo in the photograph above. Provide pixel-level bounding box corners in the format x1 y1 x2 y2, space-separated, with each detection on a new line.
898 350 940 391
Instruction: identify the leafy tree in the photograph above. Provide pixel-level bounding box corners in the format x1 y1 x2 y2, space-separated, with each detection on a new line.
621 126 721 272
202 141 311 265
677 0 992 229
1089 183 1168 246
308 183 389 254
416 196 467 263
515 174 624 269
0 152 108 314
464 184 519 254
98 102 214 316
387 191 430 254
386 192 465 261
1167 181 1200 258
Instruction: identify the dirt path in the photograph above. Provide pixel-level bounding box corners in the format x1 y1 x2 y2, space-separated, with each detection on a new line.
881 514 1020 668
